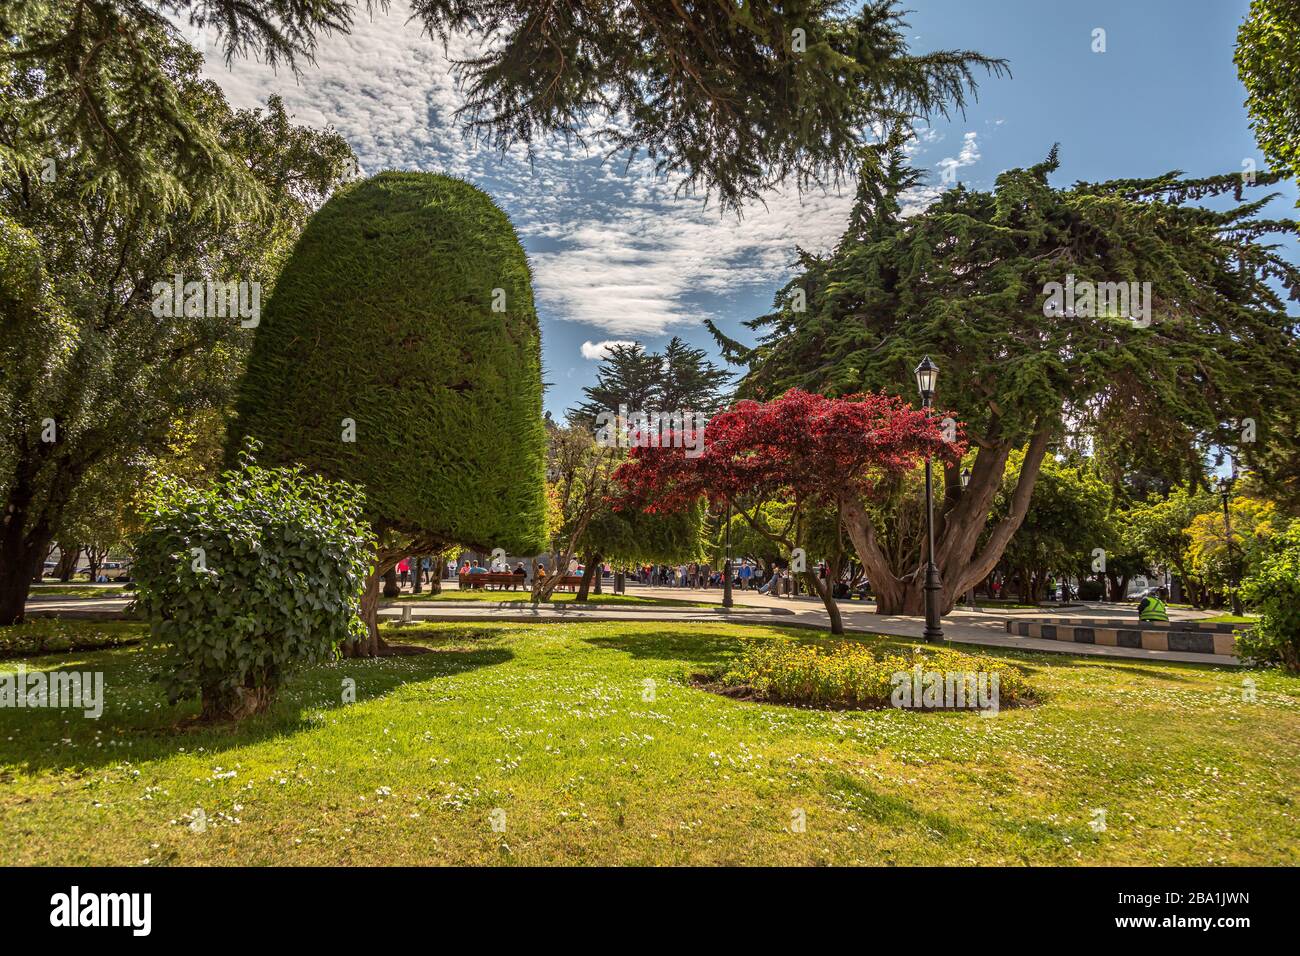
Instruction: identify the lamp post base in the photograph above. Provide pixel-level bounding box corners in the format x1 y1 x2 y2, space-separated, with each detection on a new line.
923 562 944 642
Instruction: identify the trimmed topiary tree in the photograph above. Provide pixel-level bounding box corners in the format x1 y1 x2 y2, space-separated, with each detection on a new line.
578 498 705 599
230 172 548 653
132 441 373 721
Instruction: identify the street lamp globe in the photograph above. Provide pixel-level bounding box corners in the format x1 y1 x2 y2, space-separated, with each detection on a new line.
914 355 938 408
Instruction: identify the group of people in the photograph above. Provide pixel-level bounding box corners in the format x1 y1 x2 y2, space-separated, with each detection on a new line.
457 558 529 590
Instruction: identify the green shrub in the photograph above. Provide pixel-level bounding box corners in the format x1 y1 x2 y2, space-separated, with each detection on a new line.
132 442 374 720
1239 519 1300 672
715 640 1031 710
1077 579 1105 601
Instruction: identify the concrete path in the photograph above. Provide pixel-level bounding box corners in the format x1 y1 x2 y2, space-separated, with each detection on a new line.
380 590 1240 667
22 585 1241 666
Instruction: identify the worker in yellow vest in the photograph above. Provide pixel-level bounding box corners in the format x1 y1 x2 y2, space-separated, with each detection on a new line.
1138 588 1169 622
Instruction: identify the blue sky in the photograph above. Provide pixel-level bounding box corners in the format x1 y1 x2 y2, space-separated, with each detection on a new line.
200 0 1297 418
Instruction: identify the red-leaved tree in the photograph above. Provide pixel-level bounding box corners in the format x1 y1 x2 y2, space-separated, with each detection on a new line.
613 389 963 633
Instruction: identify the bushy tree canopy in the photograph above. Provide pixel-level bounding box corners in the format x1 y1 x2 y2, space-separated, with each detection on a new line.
0 16 353 625
1237 0 1300 201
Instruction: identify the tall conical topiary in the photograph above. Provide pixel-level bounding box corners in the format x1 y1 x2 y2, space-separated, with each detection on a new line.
231 171 547 652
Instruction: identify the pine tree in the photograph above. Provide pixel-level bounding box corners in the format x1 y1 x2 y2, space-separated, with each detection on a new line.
3 0 1006 213
657 337 732 414
569 337 731 427
713 146 1300 614
568 343 664 427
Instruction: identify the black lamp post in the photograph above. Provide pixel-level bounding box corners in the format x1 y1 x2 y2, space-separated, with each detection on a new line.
915 356 944 642
722 501 734 610
1218 473 1243 616
960 467 976 612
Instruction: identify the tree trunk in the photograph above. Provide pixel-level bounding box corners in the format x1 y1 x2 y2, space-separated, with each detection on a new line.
87 547 107 581
804 570 844 634
201 682 274 722
383 567 400 597
411 555 423 594
0 498 53 626
429 556 444 595
841 423 1055 617
594 562 603 594
346 542 428 658
55 544 80 582
575 552 599 602
0 550 43 625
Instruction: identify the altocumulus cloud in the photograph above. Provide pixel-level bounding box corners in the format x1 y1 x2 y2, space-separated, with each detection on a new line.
198 1 977 337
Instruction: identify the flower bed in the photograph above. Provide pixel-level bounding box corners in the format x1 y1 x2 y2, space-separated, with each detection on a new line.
707 640 1033 711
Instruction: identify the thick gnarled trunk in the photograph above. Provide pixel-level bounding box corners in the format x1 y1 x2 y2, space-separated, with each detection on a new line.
841 422 1055 617
0 487 54 626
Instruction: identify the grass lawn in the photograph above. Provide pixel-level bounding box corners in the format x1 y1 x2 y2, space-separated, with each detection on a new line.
29 585 130 598
392 589 715 608
0 619 143 657
2 619 1297 866
1198 613 1258 625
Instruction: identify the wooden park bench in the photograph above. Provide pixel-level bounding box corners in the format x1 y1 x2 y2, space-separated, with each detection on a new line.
459 572 528 591
458 572 587 593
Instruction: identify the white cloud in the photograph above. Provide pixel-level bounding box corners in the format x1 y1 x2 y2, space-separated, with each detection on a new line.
935 131 981 186
200 5 952 337
580 339 637 360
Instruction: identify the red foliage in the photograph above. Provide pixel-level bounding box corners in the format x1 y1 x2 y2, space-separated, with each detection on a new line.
613 389 964 514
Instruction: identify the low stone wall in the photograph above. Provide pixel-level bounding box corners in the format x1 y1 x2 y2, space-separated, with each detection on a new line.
1005 618 1241 656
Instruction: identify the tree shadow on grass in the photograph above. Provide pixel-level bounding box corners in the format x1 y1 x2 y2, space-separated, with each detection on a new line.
580 623 860 667
822 770 970 844
582 625 919 669
0 631 513 776
581 629 752 668
988 650 1216 684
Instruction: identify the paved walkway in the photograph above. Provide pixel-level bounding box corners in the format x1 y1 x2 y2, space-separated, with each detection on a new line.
22 584 1240 666
378 586 1240 667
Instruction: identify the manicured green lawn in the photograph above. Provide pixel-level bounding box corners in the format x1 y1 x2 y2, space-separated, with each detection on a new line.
0 619 143 657
29 585 130 598
393 589 714 608
2 620 1297 865
1198 613 1258 625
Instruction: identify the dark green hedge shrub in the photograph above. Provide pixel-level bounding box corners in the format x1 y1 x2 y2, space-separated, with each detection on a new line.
1077 579 1105 601
132 443 373 720
229 171 547 555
